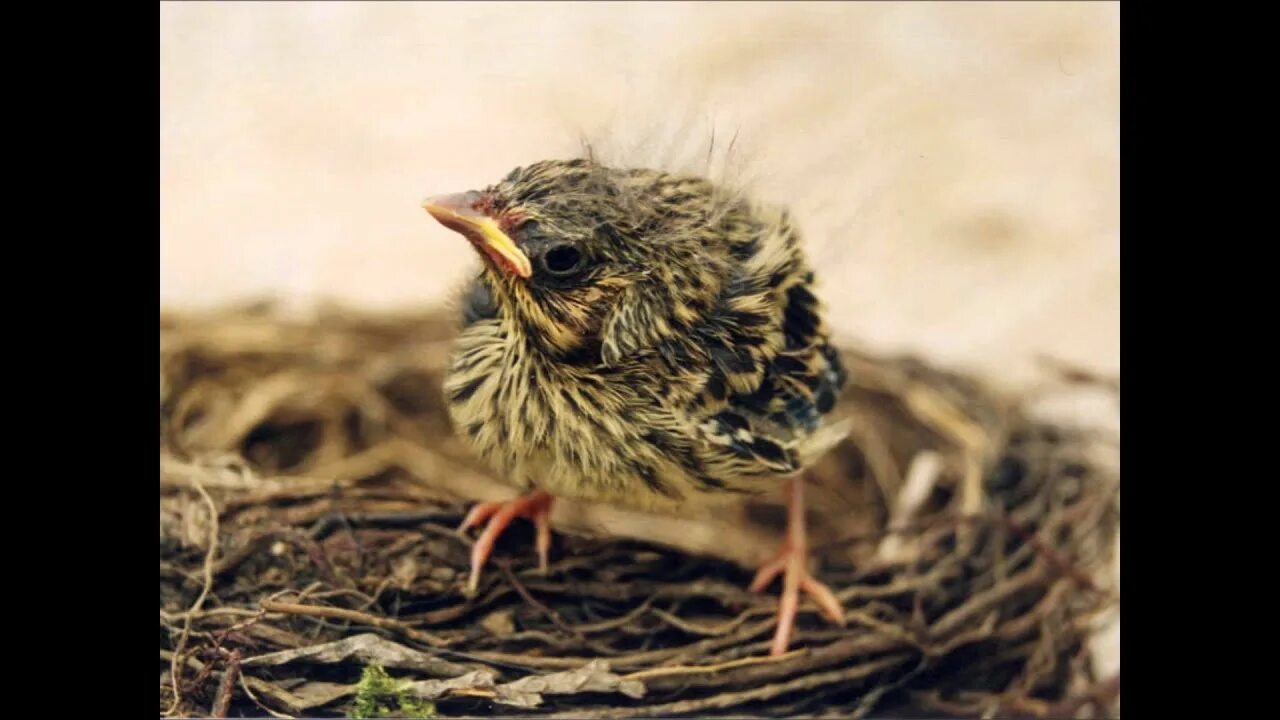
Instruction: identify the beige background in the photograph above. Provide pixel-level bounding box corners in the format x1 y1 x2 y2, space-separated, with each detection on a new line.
160 1 1118 388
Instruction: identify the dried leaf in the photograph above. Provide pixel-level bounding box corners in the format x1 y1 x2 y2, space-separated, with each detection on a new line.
401 662 646 709
404 670 514 703
242 675 341 713
244 633 475 678
286 681 356 709
506 659 646 700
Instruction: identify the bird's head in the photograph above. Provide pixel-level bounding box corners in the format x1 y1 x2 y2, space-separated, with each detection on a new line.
424 158 773 366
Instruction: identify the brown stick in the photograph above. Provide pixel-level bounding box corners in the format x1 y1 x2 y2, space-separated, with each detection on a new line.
210 649 242 718
258 599 452 647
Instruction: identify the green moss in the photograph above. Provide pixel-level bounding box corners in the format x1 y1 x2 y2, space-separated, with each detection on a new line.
349 663 436 719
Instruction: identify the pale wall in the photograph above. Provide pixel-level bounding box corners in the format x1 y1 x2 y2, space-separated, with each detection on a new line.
160 2 1119 388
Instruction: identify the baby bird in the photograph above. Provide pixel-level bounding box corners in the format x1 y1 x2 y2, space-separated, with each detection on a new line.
423 158 849 655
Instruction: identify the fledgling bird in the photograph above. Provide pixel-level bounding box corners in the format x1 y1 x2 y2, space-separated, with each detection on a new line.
423 158 850 655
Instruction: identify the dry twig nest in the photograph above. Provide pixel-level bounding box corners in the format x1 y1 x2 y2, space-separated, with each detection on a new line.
159 303 1119 718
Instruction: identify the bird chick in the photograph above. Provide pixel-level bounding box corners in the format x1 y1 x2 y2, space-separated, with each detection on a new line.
424 158 849 655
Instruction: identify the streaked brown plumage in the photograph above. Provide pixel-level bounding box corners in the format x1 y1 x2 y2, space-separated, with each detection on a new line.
424 157 849 654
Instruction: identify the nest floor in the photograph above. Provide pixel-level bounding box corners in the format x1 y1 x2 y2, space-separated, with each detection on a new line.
160 304 1119 718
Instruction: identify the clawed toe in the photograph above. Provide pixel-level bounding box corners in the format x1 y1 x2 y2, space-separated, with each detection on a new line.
458 492 554 594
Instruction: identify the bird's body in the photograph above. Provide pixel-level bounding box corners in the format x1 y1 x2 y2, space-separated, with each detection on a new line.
425 158 849 655
442 161 847 512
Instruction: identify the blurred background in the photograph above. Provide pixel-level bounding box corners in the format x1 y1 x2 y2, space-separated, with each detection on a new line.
160 1 1118 388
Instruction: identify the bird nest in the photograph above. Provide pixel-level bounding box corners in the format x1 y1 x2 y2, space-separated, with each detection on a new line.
159 303 1120 718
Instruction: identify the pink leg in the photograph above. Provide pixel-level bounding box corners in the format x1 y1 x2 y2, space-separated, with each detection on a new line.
458 491 554 594
750 477 846 656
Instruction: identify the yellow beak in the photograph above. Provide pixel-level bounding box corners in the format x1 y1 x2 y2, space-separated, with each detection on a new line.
422 192 533 279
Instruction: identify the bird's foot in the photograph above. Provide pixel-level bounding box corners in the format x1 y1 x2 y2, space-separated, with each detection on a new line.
748 477 845 656
458 491 554 595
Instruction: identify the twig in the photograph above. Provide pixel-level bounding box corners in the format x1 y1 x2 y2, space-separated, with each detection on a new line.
499 563 581 638
258 599 453 647
995 509 1103 593
238 675 296 719
621 648 804 681
210 649 241 718
650 605 761 637
575 598 655 634
165 480 220 717
544 653 912 719
877 450 943 563
161 607 261 623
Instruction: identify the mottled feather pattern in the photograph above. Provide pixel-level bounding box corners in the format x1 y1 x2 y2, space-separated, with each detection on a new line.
443 159 847 510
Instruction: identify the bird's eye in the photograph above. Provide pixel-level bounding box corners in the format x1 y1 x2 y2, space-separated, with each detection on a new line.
541 243 585 277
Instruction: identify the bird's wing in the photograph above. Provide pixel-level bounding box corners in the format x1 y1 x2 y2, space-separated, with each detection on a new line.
688 338 849 479
680 236 850 481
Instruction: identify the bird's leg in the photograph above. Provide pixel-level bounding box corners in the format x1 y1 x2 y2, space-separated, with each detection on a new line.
749 476 846 656
458 491 554 594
